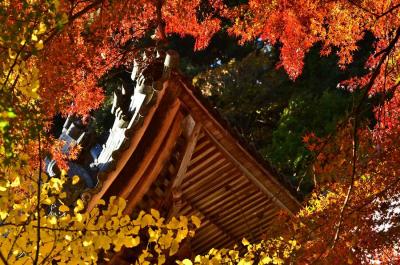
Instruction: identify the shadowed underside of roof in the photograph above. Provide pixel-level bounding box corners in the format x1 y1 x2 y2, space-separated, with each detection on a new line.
89 71 300 261
175 129 281 253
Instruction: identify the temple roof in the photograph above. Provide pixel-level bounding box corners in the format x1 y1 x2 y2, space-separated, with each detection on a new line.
87 55 300 253
49 49 300 257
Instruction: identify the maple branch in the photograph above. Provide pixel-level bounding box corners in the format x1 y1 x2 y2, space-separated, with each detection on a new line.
346 0 378 17
70 0 103 21
42 0 104 46
376 3 400 19
155 0 167 44
1 0 102 92
348 176 400 216
355 27 400 114
331 26 400 248
332 114 358 247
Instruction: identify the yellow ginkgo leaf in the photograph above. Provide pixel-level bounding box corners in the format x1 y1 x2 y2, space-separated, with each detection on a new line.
83 240 93 247
96 199 106 206
0 182 8 191
35 40 43 50
191 215 201 228
75 213 83 222
9 48 16 59
72 175 80 185
125 236 140 248
158 255 166 265
140 214 154 228
242 238 250 246
0 211 8 220
74 199 84 213
10 177 20 187
42 197 54 205
48 216 57 225
169 239 179 256
181 259 193 265
151 208 160 219
59 204 69 212
38 22 47 34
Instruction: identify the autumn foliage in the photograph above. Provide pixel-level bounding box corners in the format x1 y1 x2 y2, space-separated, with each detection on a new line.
2 0 400 264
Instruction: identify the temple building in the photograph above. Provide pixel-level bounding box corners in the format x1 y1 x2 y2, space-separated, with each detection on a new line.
47 49 300 261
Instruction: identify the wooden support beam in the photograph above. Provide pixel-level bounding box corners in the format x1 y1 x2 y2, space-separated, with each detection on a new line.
172 122 202 190
181 194 240 249
185 152 223 177
235 214 278 242
124 110 184 214
182 162 233 190
192 180 251 210
193 229 230 254
224 202 276 236
203 129 297 215
188 145 216 165
187 173 242 204
202 183 257 213
192 137 211 153
119 99 181 199
208 193 269 222
167 120 201 218
177 79 300 214
252 215 280 239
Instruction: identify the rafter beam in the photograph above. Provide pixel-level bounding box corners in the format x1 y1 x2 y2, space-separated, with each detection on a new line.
181 194 240 248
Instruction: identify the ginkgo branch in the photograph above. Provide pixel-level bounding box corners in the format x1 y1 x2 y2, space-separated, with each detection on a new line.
0 251 9 265
1 41 26 91
33 131 42 265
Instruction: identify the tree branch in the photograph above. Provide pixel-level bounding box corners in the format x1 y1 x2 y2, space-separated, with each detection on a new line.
332 114 358 247
331 26 400 248
0 252 9 265
33 131 42 265
377 3 400 19
346 0 378 17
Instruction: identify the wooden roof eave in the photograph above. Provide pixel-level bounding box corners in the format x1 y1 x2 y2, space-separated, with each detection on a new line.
175 74 301 215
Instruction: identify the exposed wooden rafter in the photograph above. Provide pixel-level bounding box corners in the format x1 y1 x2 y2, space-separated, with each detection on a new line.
181 194 240 249
124 109 184 214
167 117 202 218
119 98 181 200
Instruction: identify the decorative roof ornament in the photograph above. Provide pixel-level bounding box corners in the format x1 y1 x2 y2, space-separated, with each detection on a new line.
45 48 180 205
